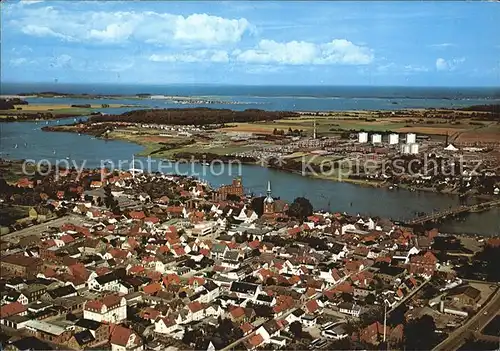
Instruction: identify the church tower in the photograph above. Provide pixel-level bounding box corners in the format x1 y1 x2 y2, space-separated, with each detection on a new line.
263 181 275 214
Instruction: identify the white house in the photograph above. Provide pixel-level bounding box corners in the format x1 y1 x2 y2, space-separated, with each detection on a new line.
83 295 127 323
229 282 261 300
338 302 361 317
110 325 143 351
88 272 121 292
199 281 221 303
154 317 178 335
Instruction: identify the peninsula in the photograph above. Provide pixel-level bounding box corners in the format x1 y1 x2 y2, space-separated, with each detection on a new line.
42 105 500 195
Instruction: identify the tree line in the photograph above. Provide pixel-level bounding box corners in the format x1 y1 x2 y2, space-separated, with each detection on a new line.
0 98 28 110
89 108 298 126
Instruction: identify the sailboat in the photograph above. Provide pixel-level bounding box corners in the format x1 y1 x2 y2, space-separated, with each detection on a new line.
14 144 18 149
53 150 56 155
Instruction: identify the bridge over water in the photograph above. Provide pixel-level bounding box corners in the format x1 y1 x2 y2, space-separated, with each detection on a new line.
406 199 500 226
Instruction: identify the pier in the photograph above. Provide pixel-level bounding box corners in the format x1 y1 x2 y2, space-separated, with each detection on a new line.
406 200 500 225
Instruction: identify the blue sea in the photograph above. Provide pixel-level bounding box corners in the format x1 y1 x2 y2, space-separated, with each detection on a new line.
1 82 499 111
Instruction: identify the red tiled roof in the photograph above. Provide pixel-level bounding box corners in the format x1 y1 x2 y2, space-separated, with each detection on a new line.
248 240 261 249
187 301 203 313
172 246 186 256
126 237 139 249
60 234 75 244
305 299 320 313
95 267 112 276
42 239 56 248
230 306 245 319
85 300 104 311
69 263 90 280
129 211 146 220
144 217 160 224
0 302 26 318
108 248 129 259
43 267 56 278
143 283 162 295
163 273 181 286
166 206 183 213
140 307 160 320
128 265 145 275
200 248 210 256
110 325 133 347
240 322 254 334
248 333 264 347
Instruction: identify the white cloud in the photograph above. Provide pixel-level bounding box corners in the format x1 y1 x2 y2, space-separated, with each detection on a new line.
404 65 429 72
210 51 230 63
430 43 456 48
21 24 73 41
10 58 29 66
234 39 373 65
244 65 284 74
89 23 136 43
19 0 44 5
149 50 229 63
9 7 250 46
436 58 448 70
148 40 372 66
376 62 429 74
50 54 73 68
376 62 396 72
173 14 250 45
436 57 465 71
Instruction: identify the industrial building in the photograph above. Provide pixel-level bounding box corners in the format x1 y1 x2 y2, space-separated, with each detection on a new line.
371 134 382 144
358 132 368 143
389 133 399 145
401 143 419 154
406 133 416 144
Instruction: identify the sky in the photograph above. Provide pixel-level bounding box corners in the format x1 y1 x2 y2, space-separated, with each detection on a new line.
1 1 500 86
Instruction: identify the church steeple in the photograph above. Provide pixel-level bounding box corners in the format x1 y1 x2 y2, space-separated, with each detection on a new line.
264 181 275 214
265 181 274 203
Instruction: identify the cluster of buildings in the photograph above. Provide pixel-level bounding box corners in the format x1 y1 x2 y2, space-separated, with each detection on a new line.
0 170 497 351
358 132 419 155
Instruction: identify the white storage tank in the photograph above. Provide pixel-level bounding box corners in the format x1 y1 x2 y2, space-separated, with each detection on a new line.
401 144 411 154
358 132 368 143
406 133 416 144
371 134 382 144
410 143 419 154
389 133 399 145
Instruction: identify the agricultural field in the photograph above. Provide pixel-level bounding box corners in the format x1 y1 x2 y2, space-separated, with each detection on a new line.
454 123 500 143
220 112 499 139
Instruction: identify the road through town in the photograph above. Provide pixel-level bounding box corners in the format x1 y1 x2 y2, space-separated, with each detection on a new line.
432 288 500 351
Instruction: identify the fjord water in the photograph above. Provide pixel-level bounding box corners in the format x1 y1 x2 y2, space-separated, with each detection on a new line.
1 117 498 236
1 84 499 235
